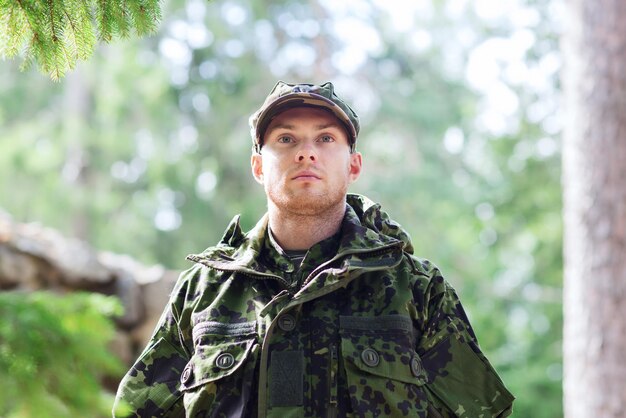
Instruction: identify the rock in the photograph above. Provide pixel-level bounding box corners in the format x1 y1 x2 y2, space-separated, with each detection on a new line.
113 271 144 329
130 270 178 348
109 330 134 367
0 246 43 290
0 211 181 373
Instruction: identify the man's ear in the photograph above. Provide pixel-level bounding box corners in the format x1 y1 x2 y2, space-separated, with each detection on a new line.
251 153 264 185
348 152 363 183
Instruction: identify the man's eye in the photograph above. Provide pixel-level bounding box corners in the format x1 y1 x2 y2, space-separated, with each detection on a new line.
319 135 334 143
277 136 294 143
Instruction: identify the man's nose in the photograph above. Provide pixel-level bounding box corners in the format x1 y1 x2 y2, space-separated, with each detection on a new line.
295 144 317 162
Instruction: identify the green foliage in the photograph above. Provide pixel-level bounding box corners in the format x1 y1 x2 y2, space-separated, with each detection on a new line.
0 0 564 416
0 291 124 417
0 0 162 79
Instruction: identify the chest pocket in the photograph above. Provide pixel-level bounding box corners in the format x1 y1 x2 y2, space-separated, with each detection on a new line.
339 315 431 418
180 319 259 417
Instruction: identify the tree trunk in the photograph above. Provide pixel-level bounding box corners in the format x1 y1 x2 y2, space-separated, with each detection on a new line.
562 0 626 416
62 69 92 241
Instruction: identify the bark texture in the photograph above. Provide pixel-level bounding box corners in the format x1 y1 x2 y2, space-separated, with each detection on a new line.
562 0 626 416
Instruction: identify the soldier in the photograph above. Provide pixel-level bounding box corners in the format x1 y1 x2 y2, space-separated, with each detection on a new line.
114 81 515 417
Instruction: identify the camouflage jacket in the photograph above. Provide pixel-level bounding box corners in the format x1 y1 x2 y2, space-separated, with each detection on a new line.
114 194 514 418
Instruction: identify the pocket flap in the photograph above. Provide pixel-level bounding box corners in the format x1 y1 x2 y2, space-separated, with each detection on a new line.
339 315 427 387
341 336 427 386
180 338 257 391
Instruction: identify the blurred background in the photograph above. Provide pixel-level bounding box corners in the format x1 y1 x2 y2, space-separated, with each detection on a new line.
0 0 563 416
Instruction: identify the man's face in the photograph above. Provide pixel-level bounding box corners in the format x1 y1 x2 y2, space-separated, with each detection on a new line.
251 107 362 216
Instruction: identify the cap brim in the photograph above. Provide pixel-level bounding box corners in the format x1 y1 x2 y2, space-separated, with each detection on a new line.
255 93 357 145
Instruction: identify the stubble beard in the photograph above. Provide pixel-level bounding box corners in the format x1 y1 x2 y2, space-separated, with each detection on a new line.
266 180 348 218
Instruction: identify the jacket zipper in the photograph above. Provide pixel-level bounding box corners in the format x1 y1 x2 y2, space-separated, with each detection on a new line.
189 242 404 418
187 256 292 288
301 242 403 288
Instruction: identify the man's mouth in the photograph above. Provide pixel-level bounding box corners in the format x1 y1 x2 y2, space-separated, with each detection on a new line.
292 170 321 180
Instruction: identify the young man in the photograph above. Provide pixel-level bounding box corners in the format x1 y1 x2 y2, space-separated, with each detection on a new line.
114 81 514 417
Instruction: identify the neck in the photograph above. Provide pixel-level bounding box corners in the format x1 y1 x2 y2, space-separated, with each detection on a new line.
267 200 346 251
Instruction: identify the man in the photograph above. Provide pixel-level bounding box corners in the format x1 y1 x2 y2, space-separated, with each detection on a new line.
114 81 514 417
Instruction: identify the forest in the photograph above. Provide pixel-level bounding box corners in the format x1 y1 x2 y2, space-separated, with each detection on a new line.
2 0 622 416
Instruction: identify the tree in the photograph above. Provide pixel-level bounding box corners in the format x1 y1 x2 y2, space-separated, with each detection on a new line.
562 0 626 416
0 0 161 79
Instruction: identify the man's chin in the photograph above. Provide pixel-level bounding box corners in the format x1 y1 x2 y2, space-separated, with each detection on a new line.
271 190 345 216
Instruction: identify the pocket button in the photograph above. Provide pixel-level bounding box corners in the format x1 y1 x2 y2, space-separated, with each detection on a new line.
215 353 235 369
278 314 296 332
361 348 380 367
181 364 193 383
410 356 423 377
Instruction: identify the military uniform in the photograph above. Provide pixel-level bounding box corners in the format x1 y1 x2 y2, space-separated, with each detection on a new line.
114 194 514 417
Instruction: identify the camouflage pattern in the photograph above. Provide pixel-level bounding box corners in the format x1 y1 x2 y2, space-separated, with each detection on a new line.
114 194 514 418
248 81 360 152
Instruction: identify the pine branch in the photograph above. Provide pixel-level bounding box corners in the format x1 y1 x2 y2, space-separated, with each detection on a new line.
1 0 34 57
97 0 111 41
0 0 165 80
73 0 96 59
63 9 80 59
47 0 57 42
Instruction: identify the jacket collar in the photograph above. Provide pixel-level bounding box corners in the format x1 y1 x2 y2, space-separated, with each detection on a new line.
186 194 408 275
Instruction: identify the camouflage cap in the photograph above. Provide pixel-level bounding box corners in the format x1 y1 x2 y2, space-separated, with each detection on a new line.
249 81 360 153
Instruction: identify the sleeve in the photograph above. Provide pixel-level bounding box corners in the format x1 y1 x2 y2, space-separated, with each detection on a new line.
416 269 515 418
113 267 198 418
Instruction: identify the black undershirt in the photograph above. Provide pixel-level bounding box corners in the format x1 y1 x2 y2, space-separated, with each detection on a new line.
283 249 307 268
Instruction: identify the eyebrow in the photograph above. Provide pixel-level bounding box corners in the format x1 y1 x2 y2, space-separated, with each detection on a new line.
266 122 343 135
267 123 296 133
315 123 342 131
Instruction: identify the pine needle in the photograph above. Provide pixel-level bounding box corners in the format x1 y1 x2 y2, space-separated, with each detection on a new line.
0 0 164 79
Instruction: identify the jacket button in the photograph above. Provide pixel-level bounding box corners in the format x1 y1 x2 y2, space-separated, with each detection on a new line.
411 356 423 377
215 353 235 369
277 314 296 332
181 364 193 383
361 348 380 367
